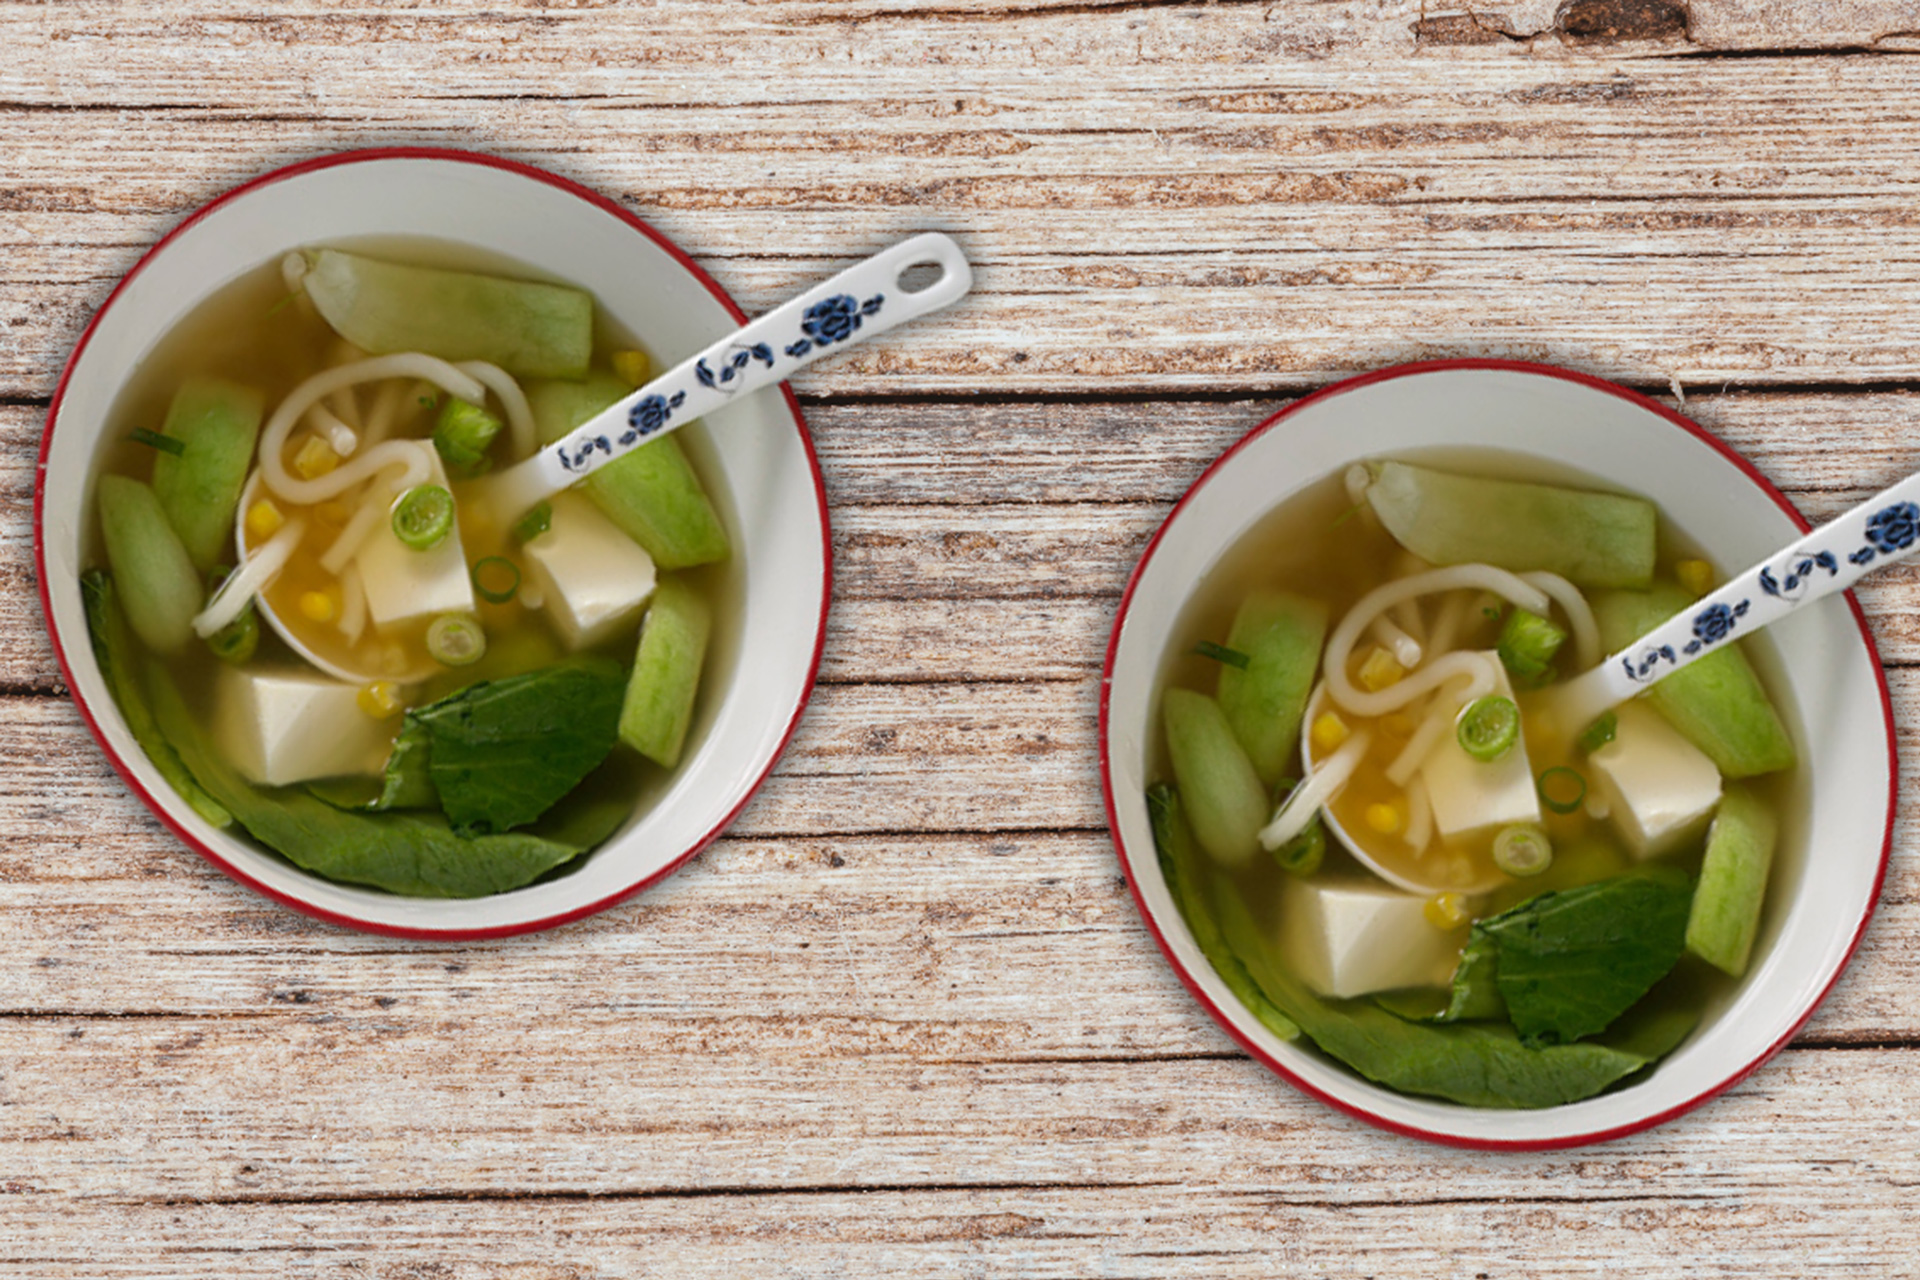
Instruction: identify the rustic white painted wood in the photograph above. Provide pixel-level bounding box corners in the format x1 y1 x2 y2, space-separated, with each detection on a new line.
5 2 1920 1275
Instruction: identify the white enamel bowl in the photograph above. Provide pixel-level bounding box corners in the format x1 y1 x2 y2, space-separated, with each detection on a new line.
1101 361 1895 1149
37 149 831 939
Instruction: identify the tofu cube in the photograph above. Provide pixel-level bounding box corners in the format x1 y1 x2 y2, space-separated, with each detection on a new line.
1590 701 1722 858
355 453 476 628
214 665 395 786
1420 654 1542 842
522 492 658 650
1281 876 1462 999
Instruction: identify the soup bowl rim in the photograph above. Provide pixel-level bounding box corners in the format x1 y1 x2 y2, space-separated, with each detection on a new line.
35 146 832 939
1099 357 1896 1150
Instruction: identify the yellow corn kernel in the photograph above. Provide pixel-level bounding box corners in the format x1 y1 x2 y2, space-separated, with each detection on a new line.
316 499 354 526
298 590 337 623
1310 711 1350 754
1424 891 1470 931
357 680 402 718
1364 802 1403 835
245 498 285 541
611 348 652 387
1357 646 1405 692
293 433 339 480
1381 711 1418 738
1676 558 1714 597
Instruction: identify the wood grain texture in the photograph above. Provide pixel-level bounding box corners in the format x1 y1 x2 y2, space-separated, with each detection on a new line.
7 0 1920 1274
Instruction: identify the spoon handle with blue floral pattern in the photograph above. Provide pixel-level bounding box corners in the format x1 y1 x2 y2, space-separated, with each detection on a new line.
1554 472 1920 727
485 232 972 516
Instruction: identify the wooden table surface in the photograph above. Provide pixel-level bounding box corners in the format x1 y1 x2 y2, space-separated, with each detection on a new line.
7 3 1920 1275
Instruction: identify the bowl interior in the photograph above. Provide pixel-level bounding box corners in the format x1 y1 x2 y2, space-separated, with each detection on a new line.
39 152 829 937
1104 364 1892 1147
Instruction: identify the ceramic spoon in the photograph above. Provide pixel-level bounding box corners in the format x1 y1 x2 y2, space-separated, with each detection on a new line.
241 233 973 682
1303 469 1920 894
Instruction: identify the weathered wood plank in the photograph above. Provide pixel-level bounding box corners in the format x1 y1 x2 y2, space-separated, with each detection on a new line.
2 679 1915 1038
1 1046 1918 1274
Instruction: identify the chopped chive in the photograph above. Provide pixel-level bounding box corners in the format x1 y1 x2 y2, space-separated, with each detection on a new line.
1493 823 1553 877
1537 766 1588 815
513 500 553 544
471 556 521 605
264 291 300 319
1457 695 1519 762
1578 711 1619 754
1329 500 1368 530
1193 640 1252 670
129 427 186 457
391 484 454 551
426 614 486 666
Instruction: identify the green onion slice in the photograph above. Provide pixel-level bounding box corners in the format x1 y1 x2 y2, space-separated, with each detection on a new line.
392 484 455 551
513 500 553 544
1578 711 1618 754
1492 823 1554 877
471 556 521 605
1274 814 1326 878
203 567 258 665
1456 695 1520 762
1497 608 1568 682
1193 640 1251 670
130 427 186 457
426 614 486 667
1537 766 1588 815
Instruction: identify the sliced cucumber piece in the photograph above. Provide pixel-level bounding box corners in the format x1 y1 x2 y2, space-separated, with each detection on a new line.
1686 785 1778 977
619 576 713 768
1367 461 1657 589
97 474 203 656
304 249 593 380
148 375 265 572
529 373 730 569
1161 687 1267 870
1596 583 1796 778
1215 589 1328 787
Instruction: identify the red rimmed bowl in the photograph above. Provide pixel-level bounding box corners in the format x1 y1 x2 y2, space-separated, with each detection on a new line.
1100 360 1894 1148
36 149 831 938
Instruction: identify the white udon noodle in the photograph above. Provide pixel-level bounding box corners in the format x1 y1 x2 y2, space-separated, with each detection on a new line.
257 354 484 507
191 516 307 637
1273 561 1597 849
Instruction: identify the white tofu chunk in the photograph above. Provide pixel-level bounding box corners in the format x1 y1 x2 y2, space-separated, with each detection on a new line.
1590 701 1722 858
355 453 476 629
1281 875 1461 999
214 665 394 786
1420 654 1542 842
522 492 657 650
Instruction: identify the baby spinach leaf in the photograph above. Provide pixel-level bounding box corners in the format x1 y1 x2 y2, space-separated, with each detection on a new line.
1476 870 1693 1047
407 656 626 836
147 659 623 897
1148 784 1299 1043
1215 884 1680 1109
82 570 231 829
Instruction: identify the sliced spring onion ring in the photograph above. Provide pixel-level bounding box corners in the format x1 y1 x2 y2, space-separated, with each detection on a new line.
1456 695 1520 762
1193 640 1250 670
1537 766 1588 815
1578 711 1619 754
513 500 552 544
1492 823 1554 877
1496 608 1568 683
391 484 454 550
129 427 186 456
471 556 521 605
1273 813 1325 877
203 568 259 665
426 614 486 667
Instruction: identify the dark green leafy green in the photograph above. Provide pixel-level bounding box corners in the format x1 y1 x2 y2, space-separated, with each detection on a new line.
1378 933 1508 1024
148 662 624 897
1215 885 1693 1109
405 657 626 836
82 570 231 829
1477 870 1693 1047
1147 784 1299 1043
